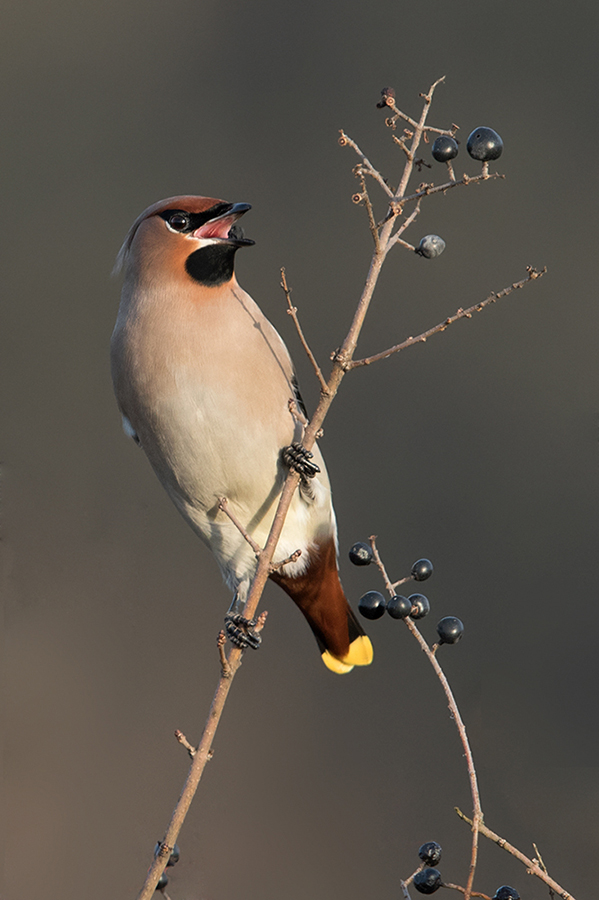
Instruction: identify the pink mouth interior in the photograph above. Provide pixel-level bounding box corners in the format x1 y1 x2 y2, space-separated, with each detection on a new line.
193 213 238 240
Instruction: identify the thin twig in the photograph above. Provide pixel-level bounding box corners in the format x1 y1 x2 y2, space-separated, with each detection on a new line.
393 170 504 212
388 199 421 249
395 77 445 202
349 268 547 369
533 843 555 900
456 811 574 900
281 269 329 394
218 498 261 555
217 631 232 678
269 549 302 572
443 884 491 900
391 575 413 589
174 729 197 759
339 131 394 197
356 170 381 251
403 863 425 886
369 535 483 900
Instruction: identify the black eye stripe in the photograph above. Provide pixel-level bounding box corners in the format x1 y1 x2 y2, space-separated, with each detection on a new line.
157 203 233 234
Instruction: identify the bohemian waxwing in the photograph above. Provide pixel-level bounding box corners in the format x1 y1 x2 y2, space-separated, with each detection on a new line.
111 195 373 673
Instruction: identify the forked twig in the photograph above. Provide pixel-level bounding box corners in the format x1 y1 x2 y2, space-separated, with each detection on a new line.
455 810 574 900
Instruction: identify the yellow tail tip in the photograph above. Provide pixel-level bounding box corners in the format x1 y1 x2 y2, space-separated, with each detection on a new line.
321 635 374 674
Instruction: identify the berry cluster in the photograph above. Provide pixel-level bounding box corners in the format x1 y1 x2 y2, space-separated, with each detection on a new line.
154 841 181 892
349 547 464 645
409 842 520 898
414 125 503 262
431 126 504 164
414 841 443 894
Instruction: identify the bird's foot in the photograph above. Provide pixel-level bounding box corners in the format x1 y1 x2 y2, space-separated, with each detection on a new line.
225 613 262 650
282 442 320 480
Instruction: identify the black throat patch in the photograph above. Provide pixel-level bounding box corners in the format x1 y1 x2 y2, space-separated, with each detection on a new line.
185 243 239 287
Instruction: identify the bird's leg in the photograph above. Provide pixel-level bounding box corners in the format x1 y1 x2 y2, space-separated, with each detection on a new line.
224 593 262 650
281 442 320 481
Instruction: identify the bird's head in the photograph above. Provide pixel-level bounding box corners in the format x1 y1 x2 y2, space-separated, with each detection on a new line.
114 195 254 287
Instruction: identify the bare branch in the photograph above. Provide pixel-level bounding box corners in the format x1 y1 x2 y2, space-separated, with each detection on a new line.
349 268 547 369
281 269 329 393
393 170 504 211
456 810 575 900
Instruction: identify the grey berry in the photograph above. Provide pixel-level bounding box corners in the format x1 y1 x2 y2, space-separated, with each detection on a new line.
415 235 445 259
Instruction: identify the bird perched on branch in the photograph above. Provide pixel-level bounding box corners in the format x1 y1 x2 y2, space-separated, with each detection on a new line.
111 195 373 673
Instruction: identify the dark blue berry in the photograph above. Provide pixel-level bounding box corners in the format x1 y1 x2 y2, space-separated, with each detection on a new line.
358 591 387 619
157 872 169 890
492 888 520 900
418 841 442 865
349 542 373 566
436 617 463 645
413 868 442 894
415 235 445 259
431 136 458 162
412 559 433 581
387 594 412 619
409 594 430 619
467 127 503 161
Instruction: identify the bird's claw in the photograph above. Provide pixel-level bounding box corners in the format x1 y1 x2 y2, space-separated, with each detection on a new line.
282 442 320 480
225 613 262 650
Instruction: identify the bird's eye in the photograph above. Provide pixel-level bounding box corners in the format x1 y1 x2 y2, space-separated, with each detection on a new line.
168 213 190 232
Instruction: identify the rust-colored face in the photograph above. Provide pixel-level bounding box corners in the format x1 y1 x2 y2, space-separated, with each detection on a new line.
116 195 253 286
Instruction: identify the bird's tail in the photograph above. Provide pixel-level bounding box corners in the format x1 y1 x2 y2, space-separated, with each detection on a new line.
270 536 373 673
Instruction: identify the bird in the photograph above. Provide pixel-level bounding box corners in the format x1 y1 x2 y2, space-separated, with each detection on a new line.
111 195 373 674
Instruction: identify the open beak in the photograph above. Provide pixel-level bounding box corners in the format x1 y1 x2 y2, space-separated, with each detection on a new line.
191 202 255 246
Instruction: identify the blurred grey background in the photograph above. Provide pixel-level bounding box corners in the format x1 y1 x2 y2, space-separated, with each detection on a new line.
3 2 598 898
